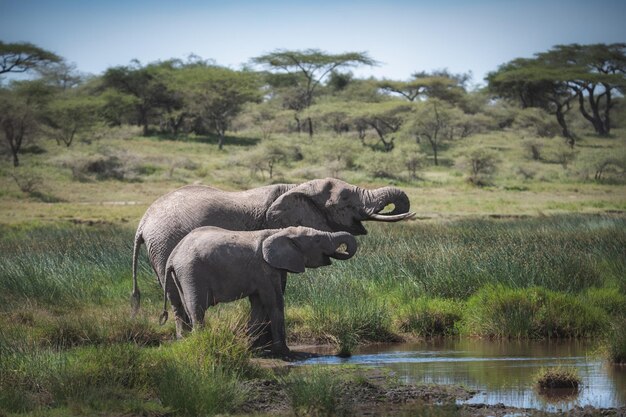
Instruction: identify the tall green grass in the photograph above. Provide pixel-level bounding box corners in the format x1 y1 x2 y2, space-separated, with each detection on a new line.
1 215 624 353
0 315 254 416
460 285 609 338
0 225 157 307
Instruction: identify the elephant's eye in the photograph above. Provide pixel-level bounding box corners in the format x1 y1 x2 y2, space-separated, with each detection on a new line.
336 243 348 255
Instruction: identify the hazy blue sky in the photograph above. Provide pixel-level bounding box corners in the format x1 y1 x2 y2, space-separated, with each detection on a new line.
1 0 625 85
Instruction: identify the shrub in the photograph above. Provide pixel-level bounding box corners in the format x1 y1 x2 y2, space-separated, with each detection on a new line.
512 107 559 138
584 287 626 317
356 150 404 180
522 139 544 160
455 147 499 186
398 298 462 337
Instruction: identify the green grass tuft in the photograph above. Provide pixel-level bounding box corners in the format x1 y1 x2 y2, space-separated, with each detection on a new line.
603 319 626 364
280 367 347 416
535 366 581 389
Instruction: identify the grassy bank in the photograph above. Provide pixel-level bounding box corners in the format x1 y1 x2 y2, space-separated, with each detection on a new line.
1 215 625 415
2 119 626 413
1 215 624 345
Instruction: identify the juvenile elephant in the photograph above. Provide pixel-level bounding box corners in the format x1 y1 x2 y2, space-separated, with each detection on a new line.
132 178 413 338
161 226 358 355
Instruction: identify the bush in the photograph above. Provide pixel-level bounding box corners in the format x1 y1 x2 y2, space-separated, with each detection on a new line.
512 107 559 138
522 139 544 161
461 285 609 338
357 151 404 180
455 147 499 186
398 298 462 337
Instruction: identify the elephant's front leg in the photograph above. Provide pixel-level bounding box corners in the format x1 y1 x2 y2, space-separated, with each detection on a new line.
259 283 289 356
248 293 271 349
249 272 287 350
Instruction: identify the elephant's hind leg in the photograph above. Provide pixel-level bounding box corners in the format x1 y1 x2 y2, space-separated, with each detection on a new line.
165 274 192 339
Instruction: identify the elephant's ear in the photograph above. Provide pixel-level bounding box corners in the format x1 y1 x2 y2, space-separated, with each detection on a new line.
262 231 306 273
265 191 330 231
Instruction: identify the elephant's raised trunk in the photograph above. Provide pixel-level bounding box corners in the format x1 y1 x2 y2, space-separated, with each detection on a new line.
363 187 414 222
328 232 357 260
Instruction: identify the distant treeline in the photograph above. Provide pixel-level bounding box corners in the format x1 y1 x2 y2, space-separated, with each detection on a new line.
1 41 624 166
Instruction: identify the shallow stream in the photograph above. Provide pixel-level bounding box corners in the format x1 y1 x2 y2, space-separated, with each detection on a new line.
298 339 626 412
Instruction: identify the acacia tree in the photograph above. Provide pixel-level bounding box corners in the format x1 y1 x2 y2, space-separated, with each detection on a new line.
405 101 464 165
378 70 468 104
43 93 100 146
0 80 53 166
349 101 413 151
540 43 626 136
176 65 261 149
488 58 577 145
252 49 376 136
101 60 181 135
488 43 626 141
0 41 61 77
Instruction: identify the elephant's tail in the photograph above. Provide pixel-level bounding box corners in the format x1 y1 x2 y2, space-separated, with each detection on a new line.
131 231 143 317
159 265 172 325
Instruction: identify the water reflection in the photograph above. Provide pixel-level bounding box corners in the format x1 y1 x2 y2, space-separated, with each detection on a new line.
297 339 626 411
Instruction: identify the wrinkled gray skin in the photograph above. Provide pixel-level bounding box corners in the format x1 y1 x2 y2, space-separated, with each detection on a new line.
132 177 413 339
162 226 358 355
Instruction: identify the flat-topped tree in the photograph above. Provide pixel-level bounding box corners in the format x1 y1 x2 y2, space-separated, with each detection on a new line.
538 43 626 137
0 41 61 77
488 43 626 142
487 58 577 144
252 49 377 136
378 70 469 105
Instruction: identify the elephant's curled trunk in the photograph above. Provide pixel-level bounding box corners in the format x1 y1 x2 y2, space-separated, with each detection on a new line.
364 187 414 222
329 232 358 260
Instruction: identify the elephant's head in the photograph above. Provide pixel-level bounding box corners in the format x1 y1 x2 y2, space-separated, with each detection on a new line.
265 178 414 235
262 226 358 273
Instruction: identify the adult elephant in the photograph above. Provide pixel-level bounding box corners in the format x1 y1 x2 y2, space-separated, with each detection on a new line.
132 178 413 339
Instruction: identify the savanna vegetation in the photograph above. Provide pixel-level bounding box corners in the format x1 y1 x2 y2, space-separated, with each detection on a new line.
1 41 625 416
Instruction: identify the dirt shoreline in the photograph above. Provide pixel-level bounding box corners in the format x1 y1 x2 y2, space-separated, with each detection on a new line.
247 348 626 417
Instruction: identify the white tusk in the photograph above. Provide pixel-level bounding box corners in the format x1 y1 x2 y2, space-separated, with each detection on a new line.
368 212 416 222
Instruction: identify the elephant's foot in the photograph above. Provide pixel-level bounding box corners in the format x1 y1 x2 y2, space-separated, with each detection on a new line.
270 344 290 358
